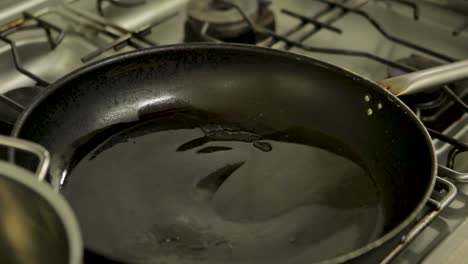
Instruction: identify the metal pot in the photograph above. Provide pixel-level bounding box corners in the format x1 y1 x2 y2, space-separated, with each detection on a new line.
0 136 82 264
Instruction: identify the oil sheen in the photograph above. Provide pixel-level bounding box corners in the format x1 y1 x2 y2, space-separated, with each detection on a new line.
63 109 385 264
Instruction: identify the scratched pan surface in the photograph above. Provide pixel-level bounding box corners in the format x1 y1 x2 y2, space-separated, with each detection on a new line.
13 44 435 264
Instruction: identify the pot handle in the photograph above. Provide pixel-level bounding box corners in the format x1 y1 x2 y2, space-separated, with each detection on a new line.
381 176 457 264
0 135 49 181
378 59 468 96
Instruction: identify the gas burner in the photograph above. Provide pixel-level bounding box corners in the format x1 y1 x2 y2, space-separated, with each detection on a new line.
388 54 468 131
184 0 275 44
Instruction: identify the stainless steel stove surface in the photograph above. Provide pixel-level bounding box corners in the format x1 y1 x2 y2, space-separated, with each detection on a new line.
1 0 468 263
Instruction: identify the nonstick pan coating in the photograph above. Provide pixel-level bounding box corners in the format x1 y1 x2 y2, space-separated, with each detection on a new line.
13 44 435 263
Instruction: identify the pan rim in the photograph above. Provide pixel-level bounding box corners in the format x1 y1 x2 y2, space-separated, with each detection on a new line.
11 43 437 263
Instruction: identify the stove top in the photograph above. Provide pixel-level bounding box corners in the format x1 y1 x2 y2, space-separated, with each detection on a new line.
1 0 468 263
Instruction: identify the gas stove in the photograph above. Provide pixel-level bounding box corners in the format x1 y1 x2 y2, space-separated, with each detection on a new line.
1 0 468 263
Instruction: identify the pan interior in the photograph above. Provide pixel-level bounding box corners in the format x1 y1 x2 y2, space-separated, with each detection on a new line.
62 108 385 264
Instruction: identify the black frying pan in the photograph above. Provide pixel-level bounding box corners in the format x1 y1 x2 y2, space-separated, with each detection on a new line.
11 44 459 263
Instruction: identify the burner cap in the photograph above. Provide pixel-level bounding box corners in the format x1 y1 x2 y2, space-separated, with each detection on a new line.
186 0 259 39
187 0 258 25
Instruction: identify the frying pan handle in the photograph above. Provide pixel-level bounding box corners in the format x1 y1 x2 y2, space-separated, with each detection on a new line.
0 135 49 181
378 59 468 96
381 176 457 264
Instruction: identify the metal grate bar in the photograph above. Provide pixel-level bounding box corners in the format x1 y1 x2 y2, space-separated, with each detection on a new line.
0 94 24 113
0 11 69 86
391 0 419 20
216 1 414 72
0 35 49 86
0 10 72 87
314 0 455 62
64 4 179 57
267 29 414 72
23 12 66 48
82 34 133 62
258 5 336 48
65 3 164 45
288 7 347 46
281 9 342 34
442 85 468 112
453 20 468 36
429 128 468 151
